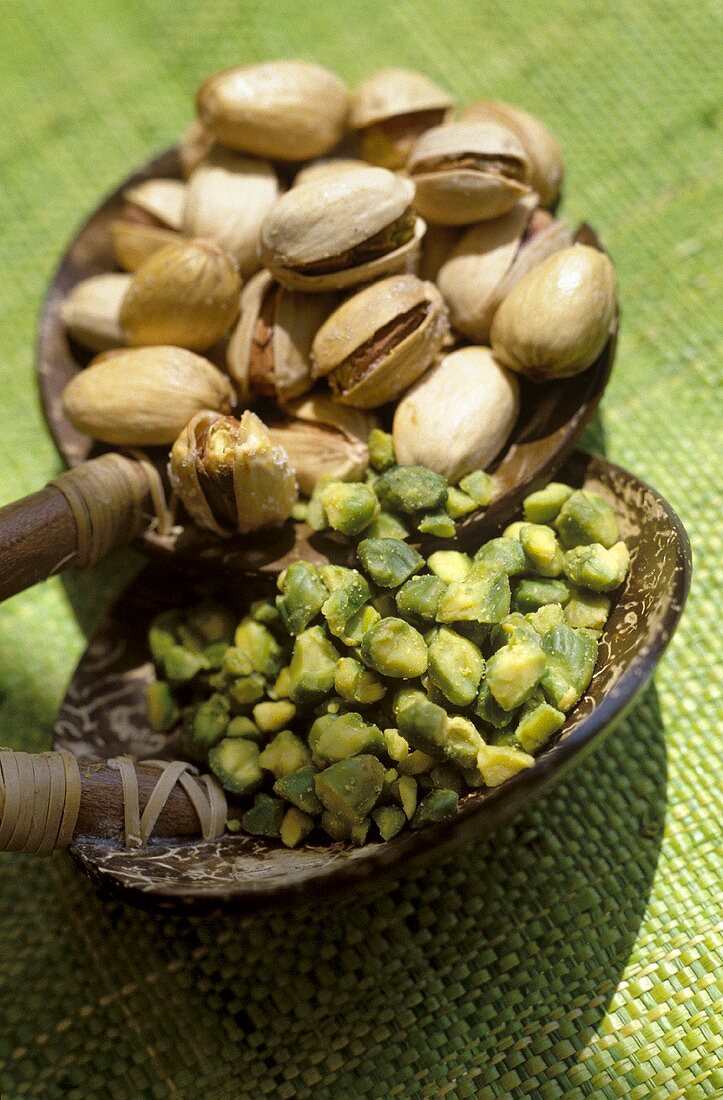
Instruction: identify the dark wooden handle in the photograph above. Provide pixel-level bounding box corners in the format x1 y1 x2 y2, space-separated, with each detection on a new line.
0 486 80 602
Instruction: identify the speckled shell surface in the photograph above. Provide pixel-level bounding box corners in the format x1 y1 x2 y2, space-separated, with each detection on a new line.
350 68 454 128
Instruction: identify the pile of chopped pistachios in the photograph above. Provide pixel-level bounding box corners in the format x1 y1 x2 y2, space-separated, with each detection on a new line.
59 60 617 541
148 445 630 847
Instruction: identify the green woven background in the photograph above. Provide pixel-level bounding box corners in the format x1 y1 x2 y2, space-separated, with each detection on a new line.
0 1 721 1096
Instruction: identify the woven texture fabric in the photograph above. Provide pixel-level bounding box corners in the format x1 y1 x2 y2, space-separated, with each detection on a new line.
0 1 720 1096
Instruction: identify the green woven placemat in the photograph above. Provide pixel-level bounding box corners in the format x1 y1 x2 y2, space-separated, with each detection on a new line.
0 2 721 1097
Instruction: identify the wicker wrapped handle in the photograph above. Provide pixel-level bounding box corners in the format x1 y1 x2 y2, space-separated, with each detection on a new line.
0 749 227 856
0 453 167 602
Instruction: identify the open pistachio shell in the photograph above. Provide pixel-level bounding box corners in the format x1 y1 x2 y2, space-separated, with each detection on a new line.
350 68 454 170
393 346 519 480
61 273 131 352
437 197 573 341
490 245 617 380
460 100 564 208
182 148 279 279
260 167 424 292
110 221 182 273
269 394 376 494
196 61 350 161
120 239 241 351
311 273 449 408
227 270 336 404
293 157 369 189
408 121 531 225
123 179 186 230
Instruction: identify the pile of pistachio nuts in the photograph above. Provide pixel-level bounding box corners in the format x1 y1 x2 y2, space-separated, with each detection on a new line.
60 60 618 537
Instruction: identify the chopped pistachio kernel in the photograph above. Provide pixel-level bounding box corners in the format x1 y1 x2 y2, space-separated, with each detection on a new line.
234 619 284 678
372 804 407 840
164 644 209 682
272 666 292 699
475 680 517 730
362 510 410 540
252 699 297 733
563 542 630 592
148 609 183 664
229 673 266 707
280 807 315 848
486 642 547 710
291 500 309 522
502 521 526 540
147 681 180 733
360 617 428 678
375 465 448 514
209 737 262 796
321 569 372 642
525 603 564 635
427 550 472 584
430 764 465 796
393 775 418 819
397 749 436 775
320 481 380 536
514 702 565 753
241 793 285 837
554 490 620 549
309 711 385 763
182 694 230 754
436 567 511 624
306 475 333 531
540 623 598 712
368 428 396 472
520 523 565 577
273 766 323 814
418 511 456 538
258 729 312 779
489 613 542 652
226 716 262 741
513 577 571 613
342 603 381 647
372 592 398 618
523 482 574 524
276 561 328 636
410 789 458 828
396 574 446 621
473 537 526 576
357 538 424 588
474 744 534 786
564 588 611 633
384 728 410 762
288 626 340 703
458 469 494 507
249 599 282 628
315 755 386 825
445 486 478 519
427 627 485 706
334 657 387 705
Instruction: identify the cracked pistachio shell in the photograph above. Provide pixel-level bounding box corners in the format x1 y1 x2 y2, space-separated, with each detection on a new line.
350 68 454 170
120 239 241 351
490 245 617 380
110 221 182 273
269 394 376 494
182 148 279 279
61 273 131 352
393 346 519 481
293 157 369 189
122 179 186 229
311 273 449 409
408 121 531 225
226 270 337 404
260 167 424 292
196 61 350 161
461 100 564 208
437 197 573 342
62 347 235 446
169 410 297 536
179 118 217 178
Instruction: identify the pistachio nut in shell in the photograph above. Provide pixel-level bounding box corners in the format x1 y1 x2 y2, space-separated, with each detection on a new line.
120 239 241 351
182 148 279 279
179 118 217 178
461 100 564 208
269 394 376 494
490 245 617 380
110 221 181 273
393 346 519 481
293 157 369 189
311 273 449 408
437 198 572 342
122 179 186 230
61 273 131 352
350 68 454 170
169 410 297 536
61 346 235 446
227 270 336 405
418 224 461 282
259 166 424 292
196 60 350 161
408 120 530 225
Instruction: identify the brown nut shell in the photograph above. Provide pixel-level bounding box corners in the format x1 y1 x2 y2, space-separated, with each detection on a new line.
490 245 617 380
182 148 279 279
311 273 449 408
196 61 350 161
62 347 235 446
259 167 423 292
120 239 242 351
408 121 530 225
61 273 131 352
393 346 519 480
461 100 564 208
269 394 376 494
351 68 454 170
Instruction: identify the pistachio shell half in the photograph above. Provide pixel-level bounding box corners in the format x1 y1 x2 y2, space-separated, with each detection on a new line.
269 394 376 494
182 148 279 279
311 273 449 408
393 346 519 480
227 270 337 404
122 179 186 229
61 273 131 352
120 239 241 351
110 221 182 273
408 121 530 225
196 61 350 161
293 157 369 189
461 100 564 208
350 68 454 170
260 167 424 292
437 198 573 341
490 245 617 380
62 347 235 446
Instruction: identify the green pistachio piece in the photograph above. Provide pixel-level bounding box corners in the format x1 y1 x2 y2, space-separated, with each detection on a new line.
512 577 571 613
554 490 620 549
315 755 386 825
148 609 182 664
374 465 448 514
357 538 424 588
525 603 564 634
321 569 372 640
271 666 292 699
410 789 458 828
288 625 340 703
279 807 316 848
309 711 385 763
362 510 410 541
563 588 611 634
372 805 407 841
427 550 472 584
208 737 262 795
426 627 485 706
485 641 547 710
445 486 478 519
417 511 456 538
291 500 309 522
276 561 328 635
489 613 543 652
147 682 180 733
474 680 517 730
473 744 534 787
392 774 418 819
273 765 323 814
258 729 312 779
458 469 494 507
472 537 526 576
163 644 209 682
320 481 380 535
514 701 566 754
436 566 511 624
181 693 229 755
360 617 428 678
341 604 381 647
234 619 284 678
395 574 446 621
229 673 266 707
368 429 396 472
502 521 526 540
522 482 574 524
334 657 387 705
249 598 282 628
226 716 262 741
185 601 237 645
429 764 465 795
563 542 630 592
540 623 598 712
241 793 285 838
252 699 297 733
519 523 565 577
305 475 333 531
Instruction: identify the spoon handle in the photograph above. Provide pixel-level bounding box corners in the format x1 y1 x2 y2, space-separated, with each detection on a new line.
0 749 227 855
0 453 161 602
